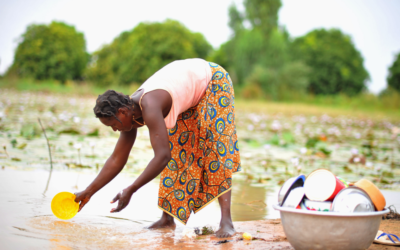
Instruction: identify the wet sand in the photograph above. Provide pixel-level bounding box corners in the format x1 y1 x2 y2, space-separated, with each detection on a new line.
12 215 400 249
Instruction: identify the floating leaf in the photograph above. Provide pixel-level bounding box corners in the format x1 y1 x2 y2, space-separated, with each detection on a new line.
342 165 353 173
87 128 99 137
65 163 91 168
379 178 390 184
65 163 76 168
381 171 394 178
277 179 285 185
318 147 332 156
306 137 319 148
58 128 80 135
17 143 27 150
10 139 17 148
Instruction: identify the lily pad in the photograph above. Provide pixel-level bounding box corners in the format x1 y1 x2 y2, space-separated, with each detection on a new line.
58 128 80 135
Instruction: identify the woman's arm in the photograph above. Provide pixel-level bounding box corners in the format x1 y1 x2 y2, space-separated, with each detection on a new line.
110 91 172 212
75 127 137 211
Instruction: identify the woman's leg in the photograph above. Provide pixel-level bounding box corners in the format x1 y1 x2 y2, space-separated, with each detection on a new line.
216 190 235 237
147 211 176 229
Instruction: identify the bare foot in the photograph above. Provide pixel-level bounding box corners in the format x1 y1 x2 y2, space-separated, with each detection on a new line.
216 190 235 238
216 220 235 238
147 211 176 229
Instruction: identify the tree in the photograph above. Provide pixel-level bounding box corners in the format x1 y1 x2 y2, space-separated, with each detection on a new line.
209 0 311 100
228 4 244 35
9 21 88 82
244 0 281 39
212 1 283 84
87 20 213 86
292 29 369 95
387 52 400 92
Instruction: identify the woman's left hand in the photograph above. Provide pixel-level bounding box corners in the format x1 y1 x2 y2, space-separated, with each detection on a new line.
110 186 135 213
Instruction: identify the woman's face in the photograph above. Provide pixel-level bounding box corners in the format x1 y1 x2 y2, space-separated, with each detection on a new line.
99 107 134 132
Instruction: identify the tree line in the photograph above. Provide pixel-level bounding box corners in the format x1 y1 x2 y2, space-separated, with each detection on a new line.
5 0 400 99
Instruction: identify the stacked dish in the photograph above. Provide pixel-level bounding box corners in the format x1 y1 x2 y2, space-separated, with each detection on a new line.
275 169 389 250
277 169 386 213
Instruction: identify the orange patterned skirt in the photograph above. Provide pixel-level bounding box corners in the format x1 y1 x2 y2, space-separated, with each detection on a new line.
157 62 241 225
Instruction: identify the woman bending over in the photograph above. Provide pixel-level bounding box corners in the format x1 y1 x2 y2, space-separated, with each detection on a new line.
75 58 241 237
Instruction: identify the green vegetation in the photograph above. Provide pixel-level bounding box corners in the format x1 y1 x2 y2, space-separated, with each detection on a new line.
1 78 399 119
0 78 138 96
243 0 282 38
86 19 212 86
292 29 369 95
211 0 369 99
235 93 400 121
210 1 310 101
388 52 400 92
1 0 399 109
7 21 88 83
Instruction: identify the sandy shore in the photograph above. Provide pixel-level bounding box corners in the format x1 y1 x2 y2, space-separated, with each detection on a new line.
149 219 400 250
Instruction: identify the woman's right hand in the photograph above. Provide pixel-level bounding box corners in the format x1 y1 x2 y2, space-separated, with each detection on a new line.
74 190 93 212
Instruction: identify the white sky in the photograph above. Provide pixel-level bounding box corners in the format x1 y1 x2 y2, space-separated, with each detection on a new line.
1 0 399 93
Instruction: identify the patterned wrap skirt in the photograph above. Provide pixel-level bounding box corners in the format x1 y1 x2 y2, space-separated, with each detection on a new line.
157 62 241 225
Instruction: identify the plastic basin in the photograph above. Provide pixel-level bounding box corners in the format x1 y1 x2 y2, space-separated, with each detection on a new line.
273 204 389 250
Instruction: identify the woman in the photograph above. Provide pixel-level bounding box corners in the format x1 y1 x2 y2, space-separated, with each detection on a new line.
74 58 241 237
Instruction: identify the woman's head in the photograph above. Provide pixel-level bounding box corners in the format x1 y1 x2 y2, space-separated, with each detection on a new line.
93 90 134 132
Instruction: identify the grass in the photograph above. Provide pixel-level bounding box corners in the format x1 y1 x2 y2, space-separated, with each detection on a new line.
1 77 399 121
236 98 400 121
235 86 400 121
0 77 139 97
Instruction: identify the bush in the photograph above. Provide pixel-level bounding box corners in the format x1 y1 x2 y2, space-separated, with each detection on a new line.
8 21 88 83
292 29 369 96
87 19 213 86
243 61 310 100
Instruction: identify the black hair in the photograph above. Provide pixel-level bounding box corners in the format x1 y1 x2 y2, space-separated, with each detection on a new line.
93 90 133 123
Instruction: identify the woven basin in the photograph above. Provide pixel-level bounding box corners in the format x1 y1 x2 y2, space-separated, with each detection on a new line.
273 204 389 250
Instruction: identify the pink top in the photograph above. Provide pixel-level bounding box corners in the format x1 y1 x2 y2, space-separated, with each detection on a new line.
136 58 212 129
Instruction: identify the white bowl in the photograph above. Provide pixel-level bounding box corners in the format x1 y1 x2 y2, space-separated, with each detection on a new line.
282 187 305 209
278 175 305 206
332 187 374 213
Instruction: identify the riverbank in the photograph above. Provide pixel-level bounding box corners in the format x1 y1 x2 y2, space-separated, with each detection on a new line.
1 78 400 120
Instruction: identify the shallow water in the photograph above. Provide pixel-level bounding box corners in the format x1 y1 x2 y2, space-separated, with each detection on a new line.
0 168 278 249
0 167 399 249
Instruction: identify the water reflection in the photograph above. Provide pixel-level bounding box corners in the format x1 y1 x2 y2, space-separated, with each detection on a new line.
29 216 150 249
43 168 53 196
232 180 269 221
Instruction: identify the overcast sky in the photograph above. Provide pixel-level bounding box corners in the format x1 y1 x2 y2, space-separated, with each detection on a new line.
1 0 399 93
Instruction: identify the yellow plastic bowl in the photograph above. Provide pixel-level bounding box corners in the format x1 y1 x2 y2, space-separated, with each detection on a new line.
51 192 79 220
